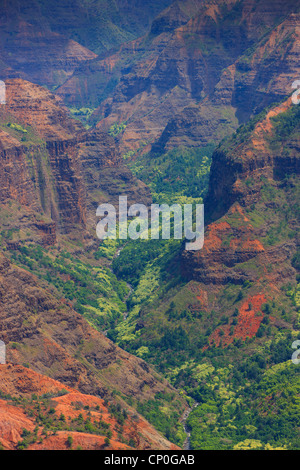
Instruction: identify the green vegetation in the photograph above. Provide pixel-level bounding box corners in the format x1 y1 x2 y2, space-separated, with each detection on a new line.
6 122 28 134
4 235 188 446
69 107 95 127
186 359 300 450
112 238 179 288
0 389 131 448
0 111 45 146
269 102 300 151
28 0 172 55
108 122 127 138
136 391 186 447
9 244 129 332
94 238 121 260
103 104 300 450
2 98 299 450
129 145 214 203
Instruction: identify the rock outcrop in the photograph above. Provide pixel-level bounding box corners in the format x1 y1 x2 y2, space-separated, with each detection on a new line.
0 0 175 89
0 79 151 246
82 0 300 156
0 2 97 88
181 97 299 294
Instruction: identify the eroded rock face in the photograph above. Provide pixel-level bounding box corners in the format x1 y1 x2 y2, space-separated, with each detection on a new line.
0 79 151 243
0 79 87 236
181 98 299 288
0 0 176 90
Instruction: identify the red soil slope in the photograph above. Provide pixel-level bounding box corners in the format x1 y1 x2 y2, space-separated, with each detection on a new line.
0 364 179 451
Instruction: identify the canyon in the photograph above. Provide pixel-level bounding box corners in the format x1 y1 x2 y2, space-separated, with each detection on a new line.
55 0 300 157
0 0 299 451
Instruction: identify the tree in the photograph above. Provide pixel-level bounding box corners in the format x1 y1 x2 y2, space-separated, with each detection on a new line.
67 435 73 449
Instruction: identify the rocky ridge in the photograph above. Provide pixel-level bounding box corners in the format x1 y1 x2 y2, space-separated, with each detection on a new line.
180 96 299 345
0 78 151 247
0 364 178 450
82 0 300 156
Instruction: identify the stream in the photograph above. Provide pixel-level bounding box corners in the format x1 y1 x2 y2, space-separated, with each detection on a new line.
110 243 199 449
181 402 199 450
